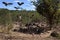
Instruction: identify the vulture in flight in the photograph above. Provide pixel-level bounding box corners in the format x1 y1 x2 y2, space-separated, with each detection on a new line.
14 7 20 9
17 2 24 6
14 7 23 10
2 2 13 6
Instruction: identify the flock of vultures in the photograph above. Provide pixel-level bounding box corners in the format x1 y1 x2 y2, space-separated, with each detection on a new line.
2 1 24 10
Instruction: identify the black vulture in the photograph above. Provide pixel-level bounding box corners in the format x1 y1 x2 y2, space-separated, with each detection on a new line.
14 7 20 9
14 7 23 10
2 2 13 6
17 2 24 6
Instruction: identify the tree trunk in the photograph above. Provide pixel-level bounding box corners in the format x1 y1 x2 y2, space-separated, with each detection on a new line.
47 16 53 30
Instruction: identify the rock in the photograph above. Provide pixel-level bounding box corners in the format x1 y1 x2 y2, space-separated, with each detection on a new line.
51 31 59 37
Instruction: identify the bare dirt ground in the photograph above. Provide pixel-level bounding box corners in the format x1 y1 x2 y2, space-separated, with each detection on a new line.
0 30 59 40
0 22 60 40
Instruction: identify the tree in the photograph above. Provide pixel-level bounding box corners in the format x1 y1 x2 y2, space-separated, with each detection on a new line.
31 0 60 30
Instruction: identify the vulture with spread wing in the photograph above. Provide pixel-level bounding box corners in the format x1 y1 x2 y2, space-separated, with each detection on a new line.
17 2 24 6
2 2 13 6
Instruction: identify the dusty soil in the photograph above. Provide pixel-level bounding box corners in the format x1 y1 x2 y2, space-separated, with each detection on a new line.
0 30 59 40
0 22 60 40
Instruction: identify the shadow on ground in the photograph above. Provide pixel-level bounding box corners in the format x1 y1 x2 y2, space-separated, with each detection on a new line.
13 26 46 34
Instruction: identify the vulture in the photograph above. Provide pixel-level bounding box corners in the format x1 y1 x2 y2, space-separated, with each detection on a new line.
2 2 13 6
14 7 20 9
14 7 23 10
17 2 24 6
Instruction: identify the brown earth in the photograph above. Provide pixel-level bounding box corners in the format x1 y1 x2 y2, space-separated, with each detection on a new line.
0 22 60 40
0 30 59 40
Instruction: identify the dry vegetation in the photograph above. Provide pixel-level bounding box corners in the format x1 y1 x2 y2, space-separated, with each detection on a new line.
0 9 60 40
